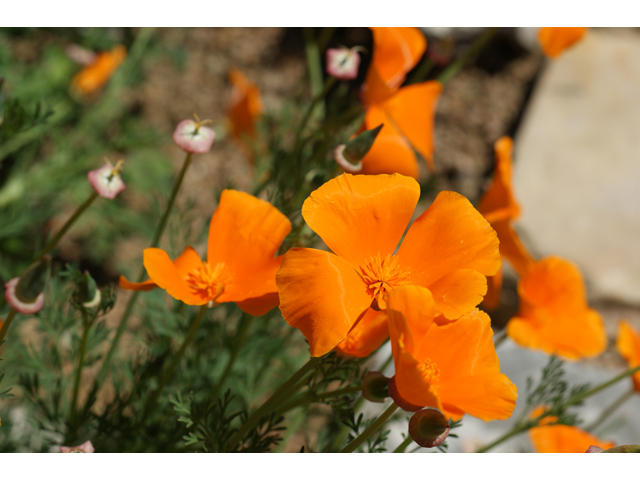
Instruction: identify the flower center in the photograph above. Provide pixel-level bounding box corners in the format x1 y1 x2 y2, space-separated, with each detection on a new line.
186 262 227 302
359 253 411 307
417 358 441 392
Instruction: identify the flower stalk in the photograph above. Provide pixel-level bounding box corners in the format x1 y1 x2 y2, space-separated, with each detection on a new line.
68 311 92 438
0 309 18 346
340 402 399 453
392 435 414 453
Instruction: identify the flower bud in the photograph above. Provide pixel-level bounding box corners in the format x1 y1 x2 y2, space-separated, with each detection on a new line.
76 270 101 308
173 115 216 154
408 407 450 448
60 440 94 453
88 158 125 199
334 124 383 173
388 375 423 412
4 256 51 314
585 445 604 453
361 371 390 403
326 47 361 80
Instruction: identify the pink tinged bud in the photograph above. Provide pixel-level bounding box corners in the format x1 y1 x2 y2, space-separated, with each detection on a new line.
388 376 424 412
173 119 216 154
65 44 97 66
334 145 362 173
586 445 605 453
326 47 361 80
60 440 95 453
362 371 390 403
4 277 44 314
88 160 125 200
409 408 450 448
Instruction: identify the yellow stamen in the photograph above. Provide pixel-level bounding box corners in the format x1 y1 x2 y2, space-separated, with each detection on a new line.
192 111 214 133
359 253 411 305
417 358 441 393
186 262 227 301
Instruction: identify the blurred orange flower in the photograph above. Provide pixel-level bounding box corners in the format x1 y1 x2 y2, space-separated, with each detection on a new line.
276 173 500 357
120 190 290 316
529 407 614 453
356 27 441 178
478 137 534 309
226 69 263 142
70 45 126 96
538 27 587 58
507 257 607 360
616 320 640 392
386 285 517 420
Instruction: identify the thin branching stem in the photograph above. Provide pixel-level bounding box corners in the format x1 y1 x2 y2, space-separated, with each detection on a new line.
340 402 399 453
586 387 635 433
67 312 91 441
392 435 414 453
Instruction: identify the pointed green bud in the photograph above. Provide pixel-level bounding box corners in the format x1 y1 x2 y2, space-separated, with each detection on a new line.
602 444 640 453
361 371 390 403
77 270 101 308
409 408 450 448
334 124 383 172
15 256 51 304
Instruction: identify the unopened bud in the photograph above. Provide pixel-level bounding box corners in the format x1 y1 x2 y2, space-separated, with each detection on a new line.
585 445 604 453
334 124 383 173
361 371 390 403
88 158 125 200
408 408 450 448
326 47 362 80
388 375 423 412
77 270 101 308
173 113 216 154
4 256 50 314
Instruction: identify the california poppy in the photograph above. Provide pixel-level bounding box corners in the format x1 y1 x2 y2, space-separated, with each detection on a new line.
529 407 614 453
276 173 500 357
335 308 389 358
226 69 263 142
120 190 290 316
538 27 587 59
478 137 534 309
506 257 607 360
356 27 442 177
386 285 517 420
70 45 126 97
616 320 640 392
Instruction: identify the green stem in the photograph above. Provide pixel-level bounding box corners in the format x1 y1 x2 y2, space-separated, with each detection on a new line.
87 151 194 414
493 330 507 348
317 27 337 53
340 402 399 453
406 57 436 85
586 387 635 433
379 351 394 373
274 385 362 417
210 314 255 401
68 315 91 434
566 365 640 407
139 304 208 426
37 191 99 260
327 395 365 452
436 28 499 85
0 309 18 346
393 435 414 453
224 355 323 452
294 76 337 147
475 425 528 453
303 27 324 102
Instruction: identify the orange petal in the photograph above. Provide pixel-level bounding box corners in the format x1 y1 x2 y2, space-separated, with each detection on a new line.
118 276 157 292
71 45 126 95
143 248 208 305
236 292 280 317
276 248 372 357
478 136 521 223
615 320 640 391
428 269 488 320
538 27 587 59
335 308 389 358
227 69 263 140
507 257 607 360
302 173 419 269
530 424 615 453
491 220 535 277
377 81 442 171
482 267 503 310
360 111 419 179
399 190 500 291
360 65 399 107
207 189 290 301
368 27 426 90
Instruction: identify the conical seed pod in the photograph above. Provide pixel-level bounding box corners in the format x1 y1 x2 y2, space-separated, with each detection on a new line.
14 256 51 304
334 124 383 173
408 407 450 448
361 371 390 403
77 271 101 308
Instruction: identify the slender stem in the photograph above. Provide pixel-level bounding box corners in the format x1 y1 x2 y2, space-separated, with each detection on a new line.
273 385 362 417
37 191 99 260
87 151 194 413
303 27 324 102
210 314 255 401
340 402 399 453
139 304 208 426
0 309 18 346
393 435 414 453
69 315 91 431
327 395 365 452
317 27 337 53
224 355 323 452
475 425 528 453
406 57 436 85
493 330 507 348
436 28 499 85
566 365 640 407
586 387 635 433
379 351 394 373
294 76 337 147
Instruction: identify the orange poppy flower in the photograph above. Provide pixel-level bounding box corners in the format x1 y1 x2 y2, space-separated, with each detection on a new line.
276 173 500 357
386 285 517 420
70 45 126 96
119 190 290 316
616 320 640 392
506 257 607 360
355 27 442 177
478 137 534 309
226 69 263 142
538 27 587 59
529 407 615 453
335 308 389 358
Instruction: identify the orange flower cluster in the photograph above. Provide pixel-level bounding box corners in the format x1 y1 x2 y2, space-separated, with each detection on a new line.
479 137 606 360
